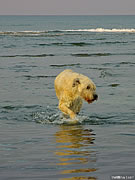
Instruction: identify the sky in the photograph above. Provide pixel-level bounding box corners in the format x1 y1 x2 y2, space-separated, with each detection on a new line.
0 0 135 15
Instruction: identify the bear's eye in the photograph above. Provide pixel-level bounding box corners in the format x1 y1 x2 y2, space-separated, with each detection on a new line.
86 85 91 90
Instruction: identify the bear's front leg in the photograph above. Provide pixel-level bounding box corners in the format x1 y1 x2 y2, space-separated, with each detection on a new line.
59 101 76 119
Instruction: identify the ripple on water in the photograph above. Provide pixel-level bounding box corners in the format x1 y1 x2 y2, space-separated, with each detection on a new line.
1 105 134 125
33 108 135 126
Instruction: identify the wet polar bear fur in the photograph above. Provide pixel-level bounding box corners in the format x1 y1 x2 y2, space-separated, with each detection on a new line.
55 69 98 119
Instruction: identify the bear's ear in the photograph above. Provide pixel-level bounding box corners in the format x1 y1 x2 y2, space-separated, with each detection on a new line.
72 78 80 87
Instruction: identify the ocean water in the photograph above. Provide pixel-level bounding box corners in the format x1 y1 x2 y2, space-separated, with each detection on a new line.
0 15 135 180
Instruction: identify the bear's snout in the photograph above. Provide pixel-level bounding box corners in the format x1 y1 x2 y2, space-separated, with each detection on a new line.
93 94 98 100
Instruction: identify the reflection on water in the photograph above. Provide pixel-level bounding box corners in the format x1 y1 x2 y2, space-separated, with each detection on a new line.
54 125 97 180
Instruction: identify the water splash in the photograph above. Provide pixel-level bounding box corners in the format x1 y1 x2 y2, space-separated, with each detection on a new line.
33 107 115 125
33 111 88 125
32 106 135 125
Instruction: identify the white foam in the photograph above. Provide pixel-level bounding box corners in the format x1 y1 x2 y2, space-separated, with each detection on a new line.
0 31 47 35
34 111 87 125
64 28 135 33
0 28 135 35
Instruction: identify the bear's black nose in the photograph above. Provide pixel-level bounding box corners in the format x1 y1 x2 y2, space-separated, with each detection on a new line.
94 94 98 100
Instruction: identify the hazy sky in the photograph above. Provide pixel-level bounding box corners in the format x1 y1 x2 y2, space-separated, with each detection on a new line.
0 0 135 15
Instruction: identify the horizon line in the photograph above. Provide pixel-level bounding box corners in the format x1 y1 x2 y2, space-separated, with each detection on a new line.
0 14 135 16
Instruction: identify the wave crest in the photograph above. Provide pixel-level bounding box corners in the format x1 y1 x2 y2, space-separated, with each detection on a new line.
64 28 135 33
0 28 135 36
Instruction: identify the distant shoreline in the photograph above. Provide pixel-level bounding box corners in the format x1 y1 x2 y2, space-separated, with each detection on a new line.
0 14 135 16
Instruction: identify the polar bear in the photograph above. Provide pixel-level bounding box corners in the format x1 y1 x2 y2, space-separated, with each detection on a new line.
55 69 98 119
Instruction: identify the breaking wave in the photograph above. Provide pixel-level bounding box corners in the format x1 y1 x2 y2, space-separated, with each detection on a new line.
0 28 135 36
63 28 135 33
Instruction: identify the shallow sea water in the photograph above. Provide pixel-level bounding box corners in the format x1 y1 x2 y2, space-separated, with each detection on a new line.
0 15 135 180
